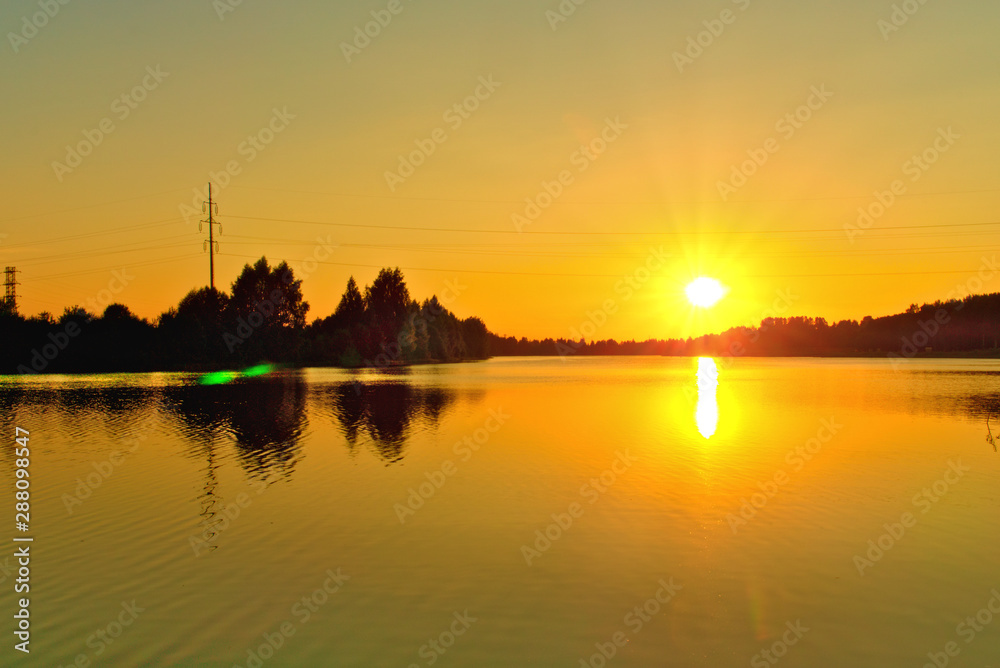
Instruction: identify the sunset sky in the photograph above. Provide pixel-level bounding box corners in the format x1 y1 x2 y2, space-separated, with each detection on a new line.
2 0 998 341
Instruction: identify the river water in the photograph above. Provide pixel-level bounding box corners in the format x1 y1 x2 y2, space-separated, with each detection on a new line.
1 357 998 666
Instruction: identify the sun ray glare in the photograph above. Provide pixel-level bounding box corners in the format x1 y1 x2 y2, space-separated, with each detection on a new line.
686 277 728 308
696 357 719 439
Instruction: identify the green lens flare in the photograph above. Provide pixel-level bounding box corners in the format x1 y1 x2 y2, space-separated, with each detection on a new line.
198 364 275 384
199 370 238 385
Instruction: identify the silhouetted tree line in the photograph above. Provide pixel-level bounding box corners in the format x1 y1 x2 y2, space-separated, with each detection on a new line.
490 292 1000 358
310 267 489 367
0 258 489 374
6 262 1000 374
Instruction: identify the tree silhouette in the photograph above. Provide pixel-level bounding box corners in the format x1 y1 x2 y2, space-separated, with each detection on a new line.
158 287 230 368
364 267 410 357
332 277 365 329
228 257 309 329
224 258 309 365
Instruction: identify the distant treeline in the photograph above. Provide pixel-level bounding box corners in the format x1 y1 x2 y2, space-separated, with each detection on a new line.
0 258 488 374
4 259 1000 374
489 292 1000 359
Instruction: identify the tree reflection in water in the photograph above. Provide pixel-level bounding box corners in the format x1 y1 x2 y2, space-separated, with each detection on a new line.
164 373 307 480
163 373 308 551
960 393 1000 453
325 380 458 464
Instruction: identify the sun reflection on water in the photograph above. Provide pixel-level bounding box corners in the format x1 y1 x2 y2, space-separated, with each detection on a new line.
696 357 719 439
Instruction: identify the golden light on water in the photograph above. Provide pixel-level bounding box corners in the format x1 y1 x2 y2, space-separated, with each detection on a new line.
696 357 719 439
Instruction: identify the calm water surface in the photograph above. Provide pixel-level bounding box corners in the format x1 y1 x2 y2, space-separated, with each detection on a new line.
1 357 998 667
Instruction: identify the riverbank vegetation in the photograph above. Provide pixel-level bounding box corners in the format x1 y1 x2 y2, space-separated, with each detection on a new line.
0 258 488 374
2 257 999 374
491 293 1000 359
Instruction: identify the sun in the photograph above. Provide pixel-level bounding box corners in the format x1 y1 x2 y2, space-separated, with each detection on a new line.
686 277 727 308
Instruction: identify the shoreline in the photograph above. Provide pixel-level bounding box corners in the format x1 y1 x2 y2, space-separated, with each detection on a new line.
6 351 1000 378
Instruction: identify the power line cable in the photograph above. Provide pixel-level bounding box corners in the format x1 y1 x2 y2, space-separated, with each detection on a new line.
227 184 1000 206
225 213 1000 237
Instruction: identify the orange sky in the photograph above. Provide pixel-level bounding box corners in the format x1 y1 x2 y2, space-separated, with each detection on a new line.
2 0 999 341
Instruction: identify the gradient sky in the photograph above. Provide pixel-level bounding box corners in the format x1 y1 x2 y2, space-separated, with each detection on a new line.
2 0 998 341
